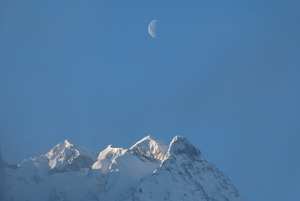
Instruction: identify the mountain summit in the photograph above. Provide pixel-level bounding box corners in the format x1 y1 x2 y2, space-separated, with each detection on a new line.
45 139 97 172
0 136 245 201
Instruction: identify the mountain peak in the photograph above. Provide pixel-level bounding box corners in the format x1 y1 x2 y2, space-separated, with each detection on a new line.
62 139 73 148
167 136 201 160
130 135 161 146
3 136 245 201
45 139 74 157
45 140 96 170
129 135 169 161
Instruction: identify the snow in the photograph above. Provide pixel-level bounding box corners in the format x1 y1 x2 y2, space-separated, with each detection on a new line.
45 139 97 169
1 136 246 201
129 135 169 161
92 145 126 173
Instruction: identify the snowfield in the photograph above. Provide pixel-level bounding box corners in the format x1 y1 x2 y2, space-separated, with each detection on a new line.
0 136 246 201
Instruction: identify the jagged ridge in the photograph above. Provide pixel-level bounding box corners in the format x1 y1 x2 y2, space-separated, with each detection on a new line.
0 136 245 201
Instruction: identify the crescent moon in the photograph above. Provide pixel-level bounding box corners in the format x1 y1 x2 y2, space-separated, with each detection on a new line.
148 19 157 38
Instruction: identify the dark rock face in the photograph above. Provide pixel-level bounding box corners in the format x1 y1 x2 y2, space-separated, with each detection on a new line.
168 136 201 160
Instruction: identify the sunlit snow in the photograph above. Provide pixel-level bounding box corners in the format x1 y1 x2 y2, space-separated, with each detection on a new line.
0 136 246 201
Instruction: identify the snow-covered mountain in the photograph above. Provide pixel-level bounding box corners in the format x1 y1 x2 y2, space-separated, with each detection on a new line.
0 136 246 201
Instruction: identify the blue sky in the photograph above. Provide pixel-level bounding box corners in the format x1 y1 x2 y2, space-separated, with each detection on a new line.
0 0 299 200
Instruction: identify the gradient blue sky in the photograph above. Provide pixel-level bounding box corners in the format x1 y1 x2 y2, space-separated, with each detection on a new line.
0 1 299 201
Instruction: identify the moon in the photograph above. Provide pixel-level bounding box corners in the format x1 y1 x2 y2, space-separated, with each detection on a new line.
148 19 157 38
